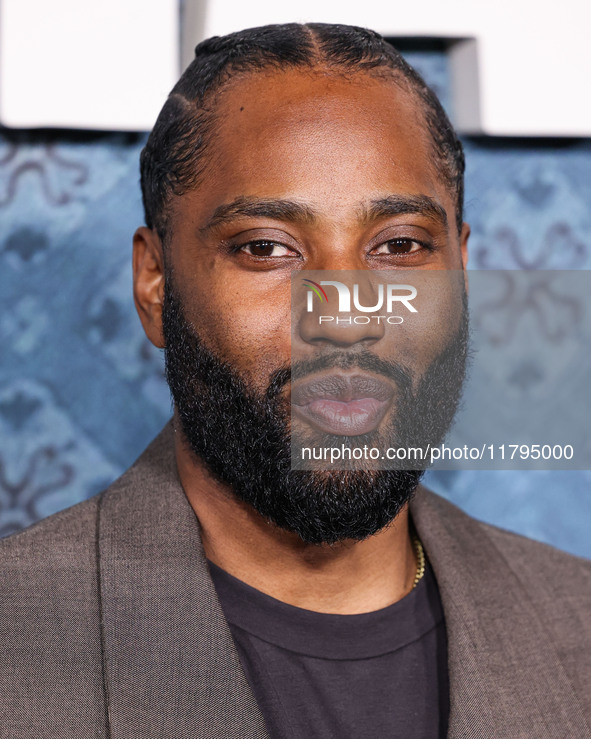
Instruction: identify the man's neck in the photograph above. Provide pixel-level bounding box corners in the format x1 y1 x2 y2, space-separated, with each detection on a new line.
176 436 417 615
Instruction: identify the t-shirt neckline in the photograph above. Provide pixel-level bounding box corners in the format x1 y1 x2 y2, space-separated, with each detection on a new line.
208 558 444 660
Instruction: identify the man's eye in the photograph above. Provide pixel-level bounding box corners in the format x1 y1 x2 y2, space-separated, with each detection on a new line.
372 238 425 255
240 241 295 257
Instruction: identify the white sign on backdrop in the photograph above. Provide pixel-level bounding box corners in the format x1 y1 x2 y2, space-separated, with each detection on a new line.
0 0 178 131
1 0 589 135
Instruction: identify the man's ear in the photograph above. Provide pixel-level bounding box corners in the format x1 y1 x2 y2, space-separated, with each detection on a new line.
133 226 166 348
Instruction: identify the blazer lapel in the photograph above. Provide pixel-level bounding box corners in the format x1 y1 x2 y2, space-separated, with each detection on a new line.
411 487 589 738
97 424 268 739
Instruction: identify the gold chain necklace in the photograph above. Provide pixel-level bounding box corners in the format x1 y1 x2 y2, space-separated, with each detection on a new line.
411 534 426 589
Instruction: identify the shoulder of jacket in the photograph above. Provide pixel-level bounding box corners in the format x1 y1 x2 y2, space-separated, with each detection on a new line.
0 422 176 564
0 493 101 562
417 487 591 597
0 495 104 608
479 516 591 595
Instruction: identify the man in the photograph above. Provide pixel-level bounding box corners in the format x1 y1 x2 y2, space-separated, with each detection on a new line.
1 23 589 739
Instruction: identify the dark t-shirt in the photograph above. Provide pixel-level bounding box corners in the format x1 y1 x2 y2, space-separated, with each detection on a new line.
209 558 449 738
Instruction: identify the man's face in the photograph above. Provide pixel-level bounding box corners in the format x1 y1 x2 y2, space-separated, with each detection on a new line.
156 68 469 544
165 69 467 389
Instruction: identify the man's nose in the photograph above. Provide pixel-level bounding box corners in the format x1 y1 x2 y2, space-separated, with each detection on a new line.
297 279 386 348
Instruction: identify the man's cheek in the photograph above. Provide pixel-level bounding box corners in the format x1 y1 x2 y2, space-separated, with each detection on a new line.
391 277 465 367
207 315 291 381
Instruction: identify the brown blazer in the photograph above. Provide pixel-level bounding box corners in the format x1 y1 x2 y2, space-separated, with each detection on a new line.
1 423 590 738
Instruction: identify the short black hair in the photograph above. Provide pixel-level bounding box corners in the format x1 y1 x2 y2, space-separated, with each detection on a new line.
140 23 465 242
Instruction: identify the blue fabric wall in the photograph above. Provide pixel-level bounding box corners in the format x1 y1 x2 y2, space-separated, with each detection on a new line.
1 48 589 557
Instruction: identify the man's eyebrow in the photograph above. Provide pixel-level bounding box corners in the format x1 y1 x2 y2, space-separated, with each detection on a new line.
201 197 317 233
360 195 448 228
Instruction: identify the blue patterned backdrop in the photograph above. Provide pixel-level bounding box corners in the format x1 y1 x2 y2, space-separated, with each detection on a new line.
1 48 590 557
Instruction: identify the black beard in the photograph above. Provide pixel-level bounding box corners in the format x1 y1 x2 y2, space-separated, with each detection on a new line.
162 277 469 545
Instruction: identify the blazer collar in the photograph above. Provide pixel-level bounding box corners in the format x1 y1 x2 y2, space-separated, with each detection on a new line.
99 424 587 737
411 487 589 738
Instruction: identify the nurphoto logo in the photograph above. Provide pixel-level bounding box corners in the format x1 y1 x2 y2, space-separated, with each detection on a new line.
304 278 418 325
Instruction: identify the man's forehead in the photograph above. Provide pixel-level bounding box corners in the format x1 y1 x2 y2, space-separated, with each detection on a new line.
216 65 423 123
201 68 436 183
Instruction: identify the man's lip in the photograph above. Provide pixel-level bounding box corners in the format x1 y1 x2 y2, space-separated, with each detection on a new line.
291 373 394 436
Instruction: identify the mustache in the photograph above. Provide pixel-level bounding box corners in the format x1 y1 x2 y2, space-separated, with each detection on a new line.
266 351 414 401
